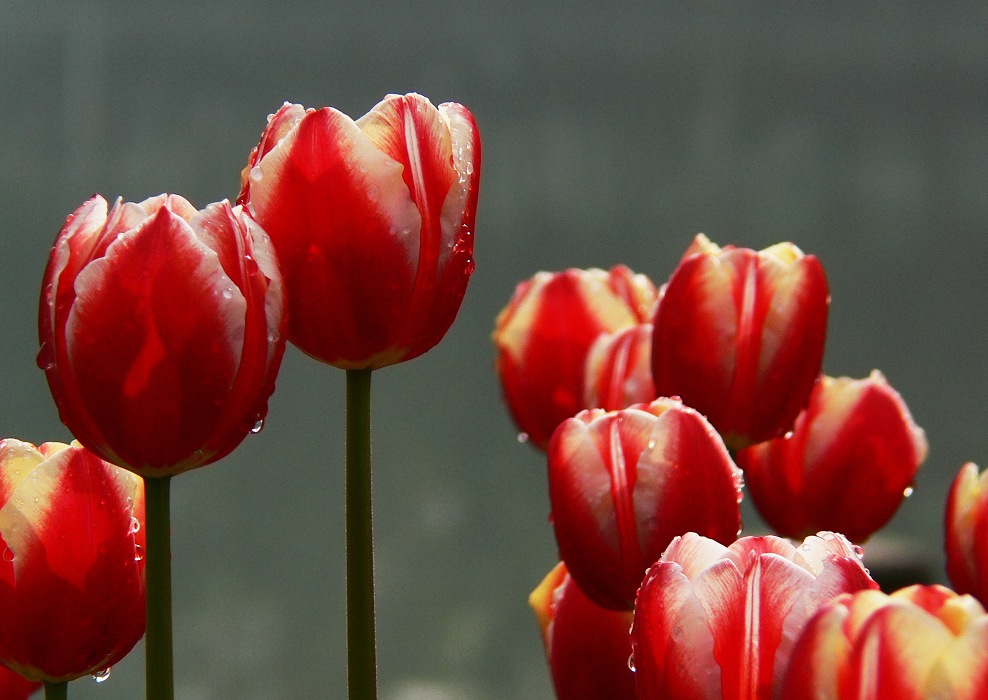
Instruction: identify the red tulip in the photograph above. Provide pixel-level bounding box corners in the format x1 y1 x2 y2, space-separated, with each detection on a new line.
945 462 988 608
0 666 40 700
494 266 657 450
783 584 988 699
583 323 656 412
529 562 636 700
651 234 829 449
548 397 743 611
0 439 145 682
238 93 481 370
38 194 287 476
738 371 928 542
631 532 877 700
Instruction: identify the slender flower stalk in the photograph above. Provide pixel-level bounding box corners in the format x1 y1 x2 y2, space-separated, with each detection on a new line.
346 369 376 699
144 476 173 700
43 681 67 700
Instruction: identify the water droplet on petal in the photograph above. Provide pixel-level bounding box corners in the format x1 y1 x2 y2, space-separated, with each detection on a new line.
251 418 264 434
134 545 143 562
853 545 865 559
627 655 636 672
464 257 475 275
646 439 657 450
92 668 111 683
784 430 795 439
2 548 14 563
517 433 529 444
221 288 235 300
903 486 914 498
129 517 141 535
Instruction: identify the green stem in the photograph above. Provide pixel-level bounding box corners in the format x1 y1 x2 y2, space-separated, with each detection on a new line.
43 681 67 700
346 368 377 700
144 475 174 700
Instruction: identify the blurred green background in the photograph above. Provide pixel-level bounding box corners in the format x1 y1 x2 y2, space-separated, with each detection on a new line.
2 2 987 698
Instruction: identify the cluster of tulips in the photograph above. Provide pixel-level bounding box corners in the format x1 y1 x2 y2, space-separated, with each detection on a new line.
0 93 481 699
493 236 988 698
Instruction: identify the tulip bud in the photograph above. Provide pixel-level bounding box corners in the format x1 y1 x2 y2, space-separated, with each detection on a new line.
945 462 988 608
529 562 636 700
494 266 657 450
738 371 928 542
583 323 656 412
783 585 988 699
631 532 878 700
651 234 829 449
548 398 743 610
39 194 287 476
0 439 145 683
239 93 481 370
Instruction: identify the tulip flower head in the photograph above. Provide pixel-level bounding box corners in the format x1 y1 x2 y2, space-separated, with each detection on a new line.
783 584 988 699
529 562 636 700
631 532 878 700
38 194 287 476
0 439 145 683
548 397 743 610
239 93 481 370
651 234 829 449
738 371 928 542
945 462 988 608
494 266 657 450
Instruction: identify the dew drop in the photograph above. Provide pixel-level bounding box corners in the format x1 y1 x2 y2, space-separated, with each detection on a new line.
2 548 14 563
784 430 795 439
464 161 474 175
627 655 636 672
853 545 865 559
517 432 529 444
464 257 475 275
221 288 235 300
92 667 111 683
249 168 263 183
133 545 143 562
646 439 657 450
129 517 141 535
251 418 265 434
903 486 914 498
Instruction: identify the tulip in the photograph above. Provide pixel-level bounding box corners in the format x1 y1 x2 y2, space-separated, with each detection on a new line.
783 584 988 699
0 666 40 700
238 93 481 370
583 323 656 412
651 234 829 449
548 397 743 610
738 371 928 542
494 266 657 450
529 562 636 700
38 194 287 477
631 532 877 700
945 462 988 608
0 439 145 683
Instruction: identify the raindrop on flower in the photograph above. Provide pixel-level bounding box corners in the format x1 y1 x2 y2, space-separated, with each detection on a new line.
92 668 111 683
627 654 636 672
251 418 265 434
464 257 475 275
129 517 141 535
221 288 235 300
517 432 529 444
646 439 657 450
853 544 865 559
134 545 143 562
903 486 914 497
1 548 14 563
784 430 795 439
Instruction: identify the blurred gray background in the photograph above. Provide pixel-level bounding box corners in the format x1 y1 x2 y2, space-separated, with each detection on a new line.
2 1 987 698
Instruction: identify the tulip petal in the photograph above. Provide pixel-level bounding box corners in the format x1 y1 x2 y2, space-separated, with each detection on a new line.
64 206 245 470
248 105 425 366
